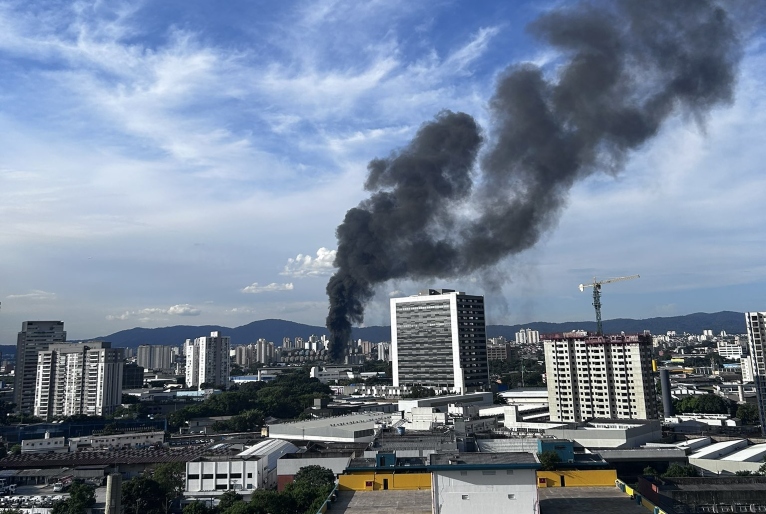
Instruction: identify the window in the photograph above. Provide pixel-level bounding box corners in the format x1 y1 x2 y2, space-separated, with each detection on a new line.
215 485 228 490
187 474 200 480
460 471 468 476
461 495 469 500
247 473 252 478
508 494 516 500
216 474 227 479
230 473 242 479
202 474 213 479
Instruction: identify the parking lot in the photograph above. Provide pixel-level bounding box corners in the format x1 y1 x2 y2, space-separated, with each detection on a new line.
0 483 107 513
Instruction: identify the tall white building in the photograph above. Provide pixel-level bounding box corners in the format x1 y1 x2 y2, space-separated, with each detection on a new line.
515 328 540 345
544 332 658 422
185 331 231 389
717 339 744 360
745 312 766 434
33 342 124 420
391 289 489 394
15 321 67 414
136 344 173 370
742 356 755 383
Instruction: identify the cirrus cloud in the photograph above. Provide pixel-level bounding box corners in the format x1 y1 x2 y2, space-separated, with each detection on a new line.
106 304 201 320
6 290 57 300
241 282 294 294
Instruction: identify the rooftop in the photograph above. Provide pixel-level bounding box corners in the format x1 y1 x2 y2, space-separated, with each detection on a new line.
429 452 538 467
333 490 431 514
539 487 649 514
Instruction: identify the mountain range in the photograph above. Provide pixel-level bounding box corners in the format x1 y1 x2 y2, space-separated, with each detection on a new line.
0 311 746 357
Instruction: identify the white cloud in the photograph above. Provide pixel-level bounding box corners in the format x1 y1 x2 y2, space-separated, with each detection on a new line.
106 304 201 320
6 290 57 300
281 247 337 278
241 282 295 294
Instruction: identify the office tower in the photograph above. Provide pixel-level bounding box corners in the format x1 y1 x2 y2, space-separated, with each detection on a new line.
391 289 489 394
745 312 766 434
136 344 173 371
185 331 230 389
15 321 66 414
544 332 658 422
34 342 124 420
122 363 145 389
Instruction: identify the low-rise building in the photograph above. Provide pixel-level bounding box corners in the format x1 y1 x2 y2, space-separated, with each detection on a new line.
266 413 390 443
185 456 264 503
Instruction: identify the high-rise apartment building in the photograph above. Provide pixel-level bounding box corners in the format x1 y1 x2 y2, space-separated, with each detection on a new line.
391 289 489 394
33 342 124 420
745 312 766 434
136 344 173 371
185 331 231 389
544 332 658 422
15 321 66 414
515 328 540 345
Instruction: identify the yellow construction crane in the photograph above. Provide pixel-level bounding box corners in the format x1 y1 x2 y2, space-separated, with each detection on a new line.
579 275 640 335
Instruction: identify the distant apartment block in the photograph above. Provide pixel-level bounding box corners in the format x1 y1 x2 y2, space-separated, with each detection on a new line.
745 312 766 434
391 289 489 394
15 321 66 414
742 356 755 383
136 344 173 371
544 332 658 422
34 342 124 420
515 328 540 345
486 341 516 361
185 331 231 389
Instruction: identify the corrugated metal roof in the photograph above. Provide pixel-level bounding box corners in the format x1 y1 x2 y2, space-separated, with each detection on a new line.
721 443 766 462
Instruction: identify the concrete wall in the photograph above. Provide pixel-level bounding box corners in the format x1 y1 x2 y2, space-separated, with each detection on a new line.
536 470 617 487
338 472 431 491
432 468 537 514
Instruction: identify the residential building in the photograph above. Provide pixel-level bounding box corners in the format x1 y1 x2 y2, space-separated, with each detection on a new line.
515 328 540 345
15 321 66 414
486 341 516 361
391 289 489 393
745 312 766 434
544 332 658 422
33 342 124 419
234 344 256 367
185 332 231 389
742 356 755 383
136 345 173 371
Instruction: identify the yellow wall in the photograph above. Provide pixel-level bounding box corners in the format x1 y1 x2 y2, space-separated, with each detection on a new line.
537 469 617 488
338 472 431 491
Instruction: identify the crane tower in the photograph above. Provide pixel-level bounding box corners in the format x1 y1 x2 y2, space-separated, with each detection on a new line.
578 275 639 335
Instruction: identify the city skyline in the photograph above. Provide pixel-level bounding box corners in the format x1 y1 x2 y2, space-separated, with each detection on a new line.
1 1 766 344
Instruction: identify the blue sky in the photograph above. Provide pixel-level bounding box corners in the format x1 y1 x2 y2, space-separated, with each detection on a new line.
1 0 765 343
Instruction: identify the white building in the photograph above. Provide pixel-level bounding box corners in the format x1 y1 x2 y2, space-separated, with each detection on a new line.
430 453 539 514
69 431 165 450
15 321 67 414
745 312 766 435
544 332 658 422
515 328 540 345
391 289 489 394
236 439 298 490
742 356 755 383
136 345 173 371
185 456 265 502
717 340 744 360
34 342 124 419
185 332 231 389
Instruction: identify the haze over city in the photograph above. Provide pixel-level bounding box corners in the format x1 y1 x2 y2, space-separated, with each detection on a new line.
1 0 766 344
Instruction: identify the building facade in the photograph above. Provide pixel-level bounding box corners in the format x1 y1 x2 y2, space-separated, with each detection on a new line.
136 345 173 371
515 328 540 345
15 321 67 414
391 289 489 394
745 312 766 434
717 340 744 360
33 342 124 419
185 331 231 389
544 332 658 422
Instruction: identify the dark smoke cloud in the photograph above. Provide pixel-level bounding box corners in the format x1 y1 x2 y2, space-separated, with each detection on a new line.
325 0 745 361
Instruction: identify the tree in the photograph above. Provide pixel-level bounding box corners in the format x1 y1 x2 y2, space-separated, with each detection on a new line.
662 464 699 478
736 403 760 425
403 385 436 399
153 462 185 514
643 466 659 477
52 481 96 514
183 502 212 514
215 491 242 513
537 451 561 471
122 476 165 514
9 445 20 455
249 490 292 514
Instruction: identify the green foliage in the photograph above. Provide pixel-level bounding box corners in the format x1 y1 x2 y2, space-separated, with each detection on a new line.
662 464 700 478
735 470 754 476
249 489 292 514
52 481 96 514
403 385 436 399
168 372 331 429
9 445 20 455
736 403 760 425
537 451 561 471
122 476 165 514
643 466 659 477
0 508 24 514
153 462 185 513
672 394 732 415
183 502 212 514
215 491 242 513
122 394 140 404
211 409 265 433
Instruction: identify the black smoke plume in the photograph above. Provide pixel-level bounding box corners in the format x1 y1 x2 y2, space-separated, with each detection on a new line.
326 0 744 361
